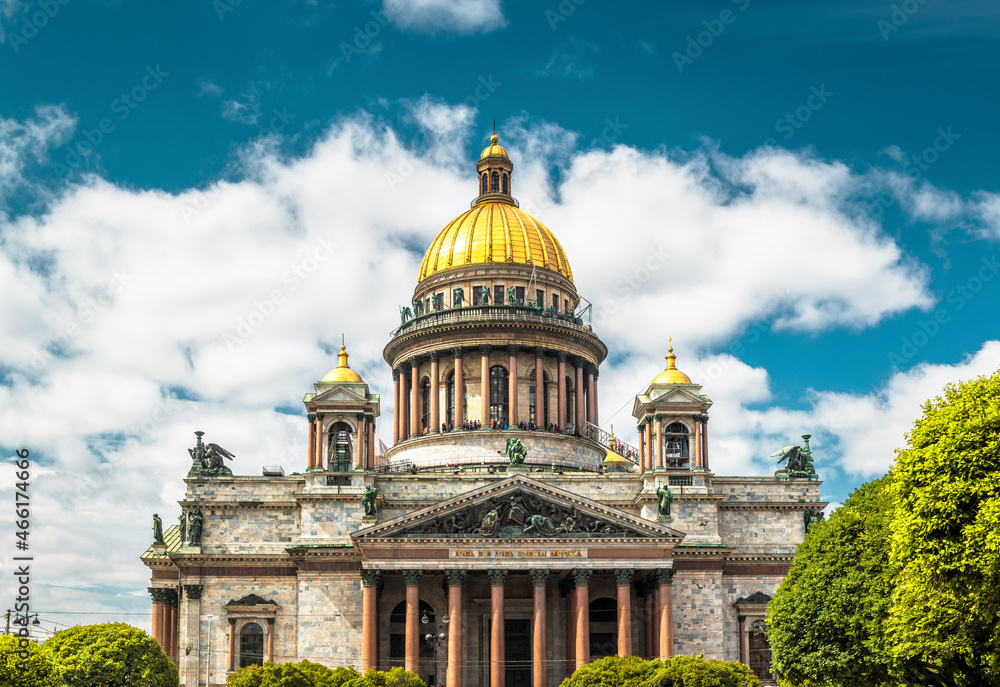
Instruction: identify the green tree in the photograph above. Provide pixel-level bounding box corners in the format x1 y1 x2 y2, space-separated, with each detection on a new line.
227 663 422 687
0 633 61 687
886 370 1000 685
766 477 896 686
44 622 177 687
559 654 760 687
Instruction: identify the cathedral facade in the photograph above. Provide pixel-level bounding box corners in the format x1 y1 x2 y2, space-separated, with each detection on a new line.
142 136 823 687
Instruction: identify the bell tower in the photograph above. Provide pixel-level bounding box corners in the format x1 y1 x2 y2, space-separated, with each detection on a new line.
474 133 514 205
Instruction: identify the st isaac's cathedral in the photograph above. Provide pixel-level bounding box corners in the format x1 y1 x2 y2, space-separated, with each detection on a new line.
142 135 824 687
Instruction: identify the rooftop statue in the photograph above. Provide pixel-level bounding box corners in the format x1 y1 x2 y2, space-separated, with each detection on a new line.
400 305 411 325
152 514 164 545
362 484 379 518
452 287 464 308
772 434 818 479
187 430 235 477
505 437 527 465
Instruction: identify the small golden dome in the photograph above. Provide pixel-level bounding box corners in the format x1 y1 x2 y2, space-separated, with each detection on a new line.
322 344 364 384
418 201 573 282
480 134 509 160
651 339 692 385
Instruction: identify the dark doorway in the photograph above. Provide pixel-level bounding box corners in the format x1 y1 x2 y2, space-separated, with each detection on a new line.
505 618 531 687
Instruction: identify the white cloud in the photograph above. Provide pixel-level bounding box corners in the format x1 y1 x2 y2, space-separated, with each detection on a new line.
383 0 505 34
195 78 224 97
0 102 991 628
222 85 262 125
535 37 600 82
0 104 76 198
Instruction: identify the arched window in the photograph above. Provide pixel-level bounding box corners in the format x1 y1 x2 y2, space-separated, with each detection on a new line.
565 376 575 429
239 622 264 668
481 173 488 194
529 370 548 426
389 600 436 665
589 597 617 659
502 173 508 194
748 620 773 681
490 172 499 193
329 422 352 472
421 378 431 431
664 422 690 467
490 365 508 424
445 370 467 428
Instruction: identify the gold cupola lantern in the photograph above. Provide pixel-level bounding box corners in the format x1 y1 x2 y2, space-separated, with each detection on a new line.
651 338 692 385
322 342 364 384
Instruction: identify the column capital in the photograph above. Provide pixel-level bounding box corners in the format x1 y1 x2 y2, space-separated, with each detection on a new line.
593 368 600 381
479 344 492 356
614 568 634 586
556 351 568 363
701 415 709 425
356 413 366 422
410 356 421 367
148 587 171 603
488 569 508 587
452 347 464 357
529 569 550 587
429 351 440 362
738 614 747 623
229 617 236 626
654 413 664 422
655 568 675 586
402 569 423 586
400 360 412 371
445 570 466 587
534 346 545 358
392 369 400 381
316 412 325 421
360 570 382 587
573 356 585 370
506 345 519 355
637 425 645 435
571 569 592 587
182 584 203 600
307 413 316 422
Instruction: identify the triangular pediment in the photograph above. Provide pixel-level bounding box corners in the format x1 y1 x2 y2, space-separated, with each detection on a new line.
648 386 704 404
312 385 368 403
352 475 684 541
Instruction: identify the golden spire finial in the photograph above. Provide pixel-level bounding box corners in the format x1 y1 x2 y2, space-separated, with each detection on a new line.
490 133 499 144
665 337 677 370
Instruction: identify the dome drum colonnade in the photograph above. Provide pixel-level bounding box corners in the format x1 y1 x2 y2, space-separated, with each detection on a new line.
384 136 607 453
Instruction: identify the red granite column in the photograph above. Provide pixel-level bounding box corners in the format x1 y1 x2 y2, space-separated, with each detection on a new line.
402 368 410 440
430 353 441 433
167 601 177 660
693 416 703 469
644 420 653 471
307 415 316 468
480 345 491 425
534 348 544 427
150 594 163 648
367 416 375 468
392 371 400 444
453 348 464 428
356 414 366 470
615 569 633 656
573 569 591 669
489 570 507 687
410 358 420 436
361 570 381 670
574 360 584 433
557 353 567 430
564 583 575 675
702 416 710 471
508 346 518 425
530 570 548 687
446 571 465 687
656 569 674 659
591 369 599 427
655 416 664 469
586 367 595 426
315 413 325 469
404 570 422 674
267 618 275 662
638 427 646 475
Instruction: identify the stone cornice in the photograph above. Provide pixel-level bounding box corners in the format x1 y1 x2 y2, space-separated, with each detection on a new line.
180 500 300 510
718 501 828 511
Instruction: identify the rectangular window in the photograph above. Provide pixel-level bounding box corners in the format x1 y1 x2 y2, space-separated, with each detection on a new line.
494 285 504 305
536 289 544 308
564 298 569 312
472 286 485 306
515 286 525 305
552 293 559 309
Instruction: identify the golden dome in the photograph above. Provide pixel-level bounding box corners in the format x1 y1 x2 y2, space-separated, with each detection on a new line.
480 134 509 160
322 344 364 384
651 339 692 385
418 201 573 282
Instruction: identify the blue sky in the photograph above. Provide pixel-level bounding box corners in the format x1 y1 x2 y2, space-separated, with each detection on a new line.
1 0 998 634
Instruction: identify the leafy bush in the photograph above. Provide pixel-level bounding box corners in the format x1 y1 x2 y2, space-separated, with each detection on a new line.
0 633 61 687
44 622 178 687
560 654 760 687
227 662 423 687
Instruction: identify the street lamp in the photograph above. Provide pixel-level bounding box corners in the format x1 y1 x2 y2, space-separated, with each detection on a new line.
205 615 214 687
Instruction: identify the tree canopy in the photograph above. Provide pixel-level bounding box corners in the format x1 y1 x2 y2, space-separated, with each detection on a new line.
0 633 61 687
768 368 1000 687
43 622 177 687
559 654 760 687
226 662 424 687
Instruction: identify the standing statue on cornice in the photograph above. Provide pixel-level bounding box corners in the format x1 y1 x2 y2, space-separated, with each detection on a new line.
362 484 379 518
152 514 164 545
453 287 464 308
656 484 673 517
400 306 411 325
507 286 516 305
505 437 527 465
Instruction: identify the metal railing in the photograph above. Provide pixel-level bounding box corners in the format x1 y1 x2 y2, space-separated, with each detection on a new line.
390 305 593 339
582 421 640 464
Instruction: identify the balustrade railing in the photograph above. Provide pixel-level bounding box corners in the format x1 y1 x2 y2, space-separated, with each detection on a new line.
582 421 640 464
390 305 592 339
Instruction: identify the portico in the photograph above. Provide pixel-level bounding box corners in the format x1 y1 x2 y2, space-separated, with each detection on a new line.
352 476 684 687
